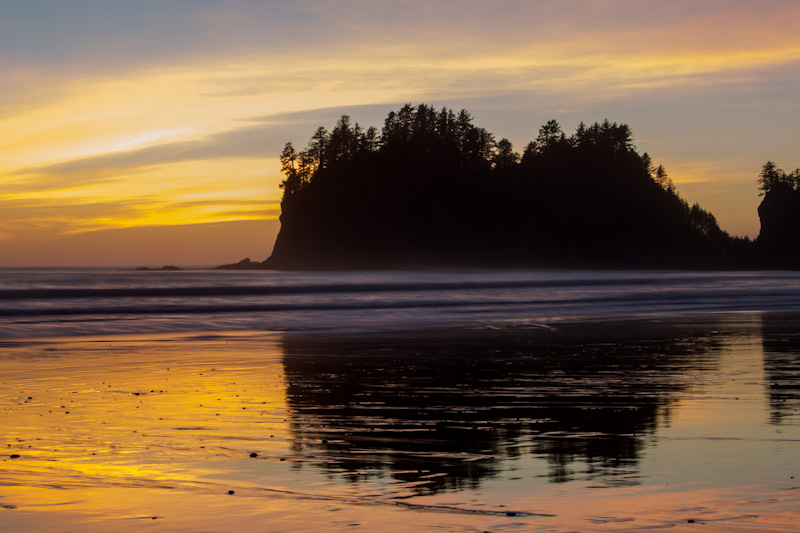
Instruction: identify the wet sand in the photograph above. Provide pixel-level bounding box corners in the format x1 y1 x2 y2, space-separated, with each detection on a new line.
1 314 799 532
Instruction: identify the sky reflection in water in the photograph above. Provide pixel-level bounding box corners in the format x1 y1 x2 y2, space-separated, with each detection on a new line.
1 314 799 531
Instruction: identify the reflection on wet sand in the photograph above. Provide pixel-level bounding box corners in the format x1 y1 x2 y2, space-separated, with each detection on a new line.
762 315 800 425
1 315 799 531
281 320 732 493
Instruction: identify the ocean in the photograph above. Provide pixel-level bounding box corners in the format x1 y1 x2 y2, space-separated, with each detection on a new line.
3 267 800 339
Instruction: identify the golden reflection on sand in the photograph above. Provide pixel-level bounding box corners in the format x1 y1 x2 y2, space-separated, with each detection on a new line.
1 334 303 527
1 320 799 532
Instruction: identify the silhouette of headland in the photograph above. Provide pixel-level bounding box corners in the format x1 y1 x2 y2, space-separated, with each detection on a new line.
217 105 798 270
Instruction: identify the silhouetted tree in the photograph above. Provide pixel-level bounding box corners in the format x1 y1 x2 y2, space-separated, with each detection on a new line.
493 138 519 170
279 142 305 195
653 165 674 192
532 119 567 154
758 161 800 195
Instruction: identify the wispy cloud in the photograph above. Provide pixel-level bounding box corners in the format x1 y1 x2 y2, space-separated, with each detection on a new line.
23 126 271 177
20 104 410 177
0 192 279 237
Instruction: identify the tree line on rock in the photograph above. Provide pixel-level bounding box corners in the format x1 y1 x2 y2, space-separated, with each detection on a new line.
757 161 800 257
244 104 793 269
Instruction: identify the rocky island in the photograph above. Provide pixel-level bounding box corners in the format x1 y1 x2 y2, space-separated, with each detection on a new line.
218 105 797 270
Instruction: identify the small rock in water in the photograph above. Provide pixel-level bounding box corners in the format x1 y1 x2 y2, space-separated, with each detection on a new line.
9 454 20 459
688 519 696 523
227 490 235 495
249 452 258 458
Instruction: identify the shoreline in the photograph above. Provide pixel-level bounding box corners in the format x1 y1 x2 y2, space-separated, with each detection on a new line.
2 308 795 345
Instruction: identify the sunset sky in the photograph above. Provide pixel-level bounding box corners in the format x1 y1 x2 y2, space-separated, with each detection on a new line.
2 1 799 267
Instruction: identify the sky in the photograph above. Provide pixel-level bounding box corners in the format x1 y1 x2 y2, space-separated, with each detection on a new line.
2 0 799 267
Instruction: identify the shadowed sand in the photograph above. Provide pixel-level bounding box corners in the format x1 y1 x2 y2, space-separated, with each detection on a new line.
1 315 799 532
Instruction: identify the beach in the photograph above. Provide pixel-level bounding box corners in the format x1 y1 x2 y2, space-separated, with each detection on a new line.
2 309 799 532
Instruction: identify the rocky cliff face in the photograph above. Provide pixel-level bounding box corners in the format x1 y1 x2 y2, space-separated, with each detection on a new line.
758 183 800 256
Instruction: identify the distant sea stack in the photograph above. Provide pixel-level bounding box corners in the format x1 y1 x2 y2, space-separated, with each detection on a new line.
215 258 268 270
756 164 800 257
262 105 742 270
136 265 182 271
